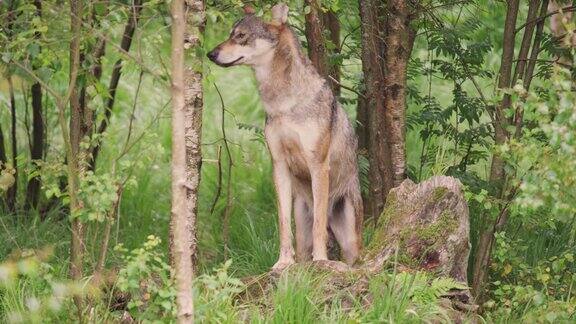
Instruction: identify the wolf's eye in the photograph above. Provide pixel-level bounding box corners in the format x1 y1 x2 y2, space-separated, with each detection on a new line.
236 32 245 38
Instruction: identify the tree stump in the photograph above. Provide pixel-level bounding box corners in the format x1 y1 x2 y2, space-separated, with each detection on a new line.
364 175 470 284
239 176 476 316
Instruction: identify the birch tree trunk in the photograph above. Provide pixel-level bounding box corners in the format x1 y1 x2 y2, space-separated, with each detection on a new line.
170 0 205 322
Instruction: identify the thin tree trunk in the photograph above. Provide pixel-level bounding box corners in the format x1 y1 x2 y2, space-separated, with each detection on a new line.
7 77 17 213
516 0 549 138
305 0 329 77
512 0 540 86
0 123 6 166
525 0 551 91
324 10 341 96
74 0 108 174
3 0 18 213
68 0 85 319
184 0 205 266
359 0 393 222
488 0 520 194
25 83 44 211
383 0 415 187
25 0 45 211
90 0 108 82
472 0 521 299
90 0 143 170
0 119 7 209
94 186 122 279
170 0 205 322
304 0 340 94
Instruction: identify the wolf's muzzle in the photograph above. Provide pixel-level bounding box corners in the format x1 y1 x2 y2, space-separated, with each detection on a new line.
207 49 219 62
207 48 243 67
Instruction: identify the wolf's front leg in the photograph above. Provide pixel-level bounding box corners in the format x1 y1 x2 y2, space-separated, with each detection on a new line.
311 161 330 261
271 160 295 271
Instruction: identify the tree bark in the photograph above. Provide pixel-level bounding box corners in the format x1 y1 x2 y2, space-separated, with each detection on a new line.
0 122 6 166
523 0 550 91
90 0 143 170
516 0 550 138
25 83 44 211
358 0 414 222
324 10 341 96
383 0 415 187
68 0 85 319
4 2 18 213
472 0 521 299
305 0 328 76
7 76 17 213
170 0 205 322
304 0 340 94
488 0 520 194
25 0 45 211
359 0 392 222
512 0 540 87
0 119 7 210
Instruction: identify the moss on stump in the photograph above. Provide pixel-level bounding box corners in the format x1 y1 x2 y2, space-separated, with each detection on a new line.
364 176 470 284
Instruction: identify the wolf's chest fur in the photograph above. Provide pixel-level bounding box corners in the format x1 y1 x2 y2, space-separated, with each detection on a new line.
264 117 325 182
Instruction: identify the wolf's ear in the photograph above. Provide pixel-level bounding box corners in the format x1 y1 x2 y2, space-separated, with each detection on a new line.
271 3 289 25
243 5 256 15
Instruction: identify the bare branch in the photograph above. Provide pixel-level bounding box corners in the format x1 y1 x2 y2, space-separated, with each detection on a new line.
328 75 366 98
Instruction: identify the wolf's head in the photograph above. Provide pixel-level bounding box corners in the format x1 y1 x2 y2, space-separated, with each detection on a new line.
207 3 289 68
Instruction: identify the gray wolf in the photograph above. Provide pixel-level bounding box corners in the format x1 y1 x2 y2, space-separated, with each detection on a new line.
207 3 363 270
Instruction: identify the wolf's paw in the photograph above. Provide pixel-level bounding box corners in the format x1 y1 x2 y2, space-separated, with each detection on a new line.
271 257 295 272
312 254 328 262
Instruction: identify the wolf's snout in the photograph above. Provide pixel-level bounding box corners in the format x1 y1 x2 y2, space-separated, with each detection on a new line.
207 49 219 62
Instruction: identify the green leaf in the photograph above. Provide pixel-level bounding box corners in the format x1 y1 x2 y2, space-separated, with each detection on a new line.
27 43 40 57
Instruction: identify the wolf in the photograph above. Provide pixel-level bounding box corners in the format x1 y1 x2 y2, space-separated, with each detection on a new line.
207 3 363 271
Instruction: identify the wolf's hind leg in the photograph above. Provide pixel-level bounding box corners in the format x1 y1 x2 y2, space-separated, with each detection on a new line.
294 196 313 262
329 196 360 265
